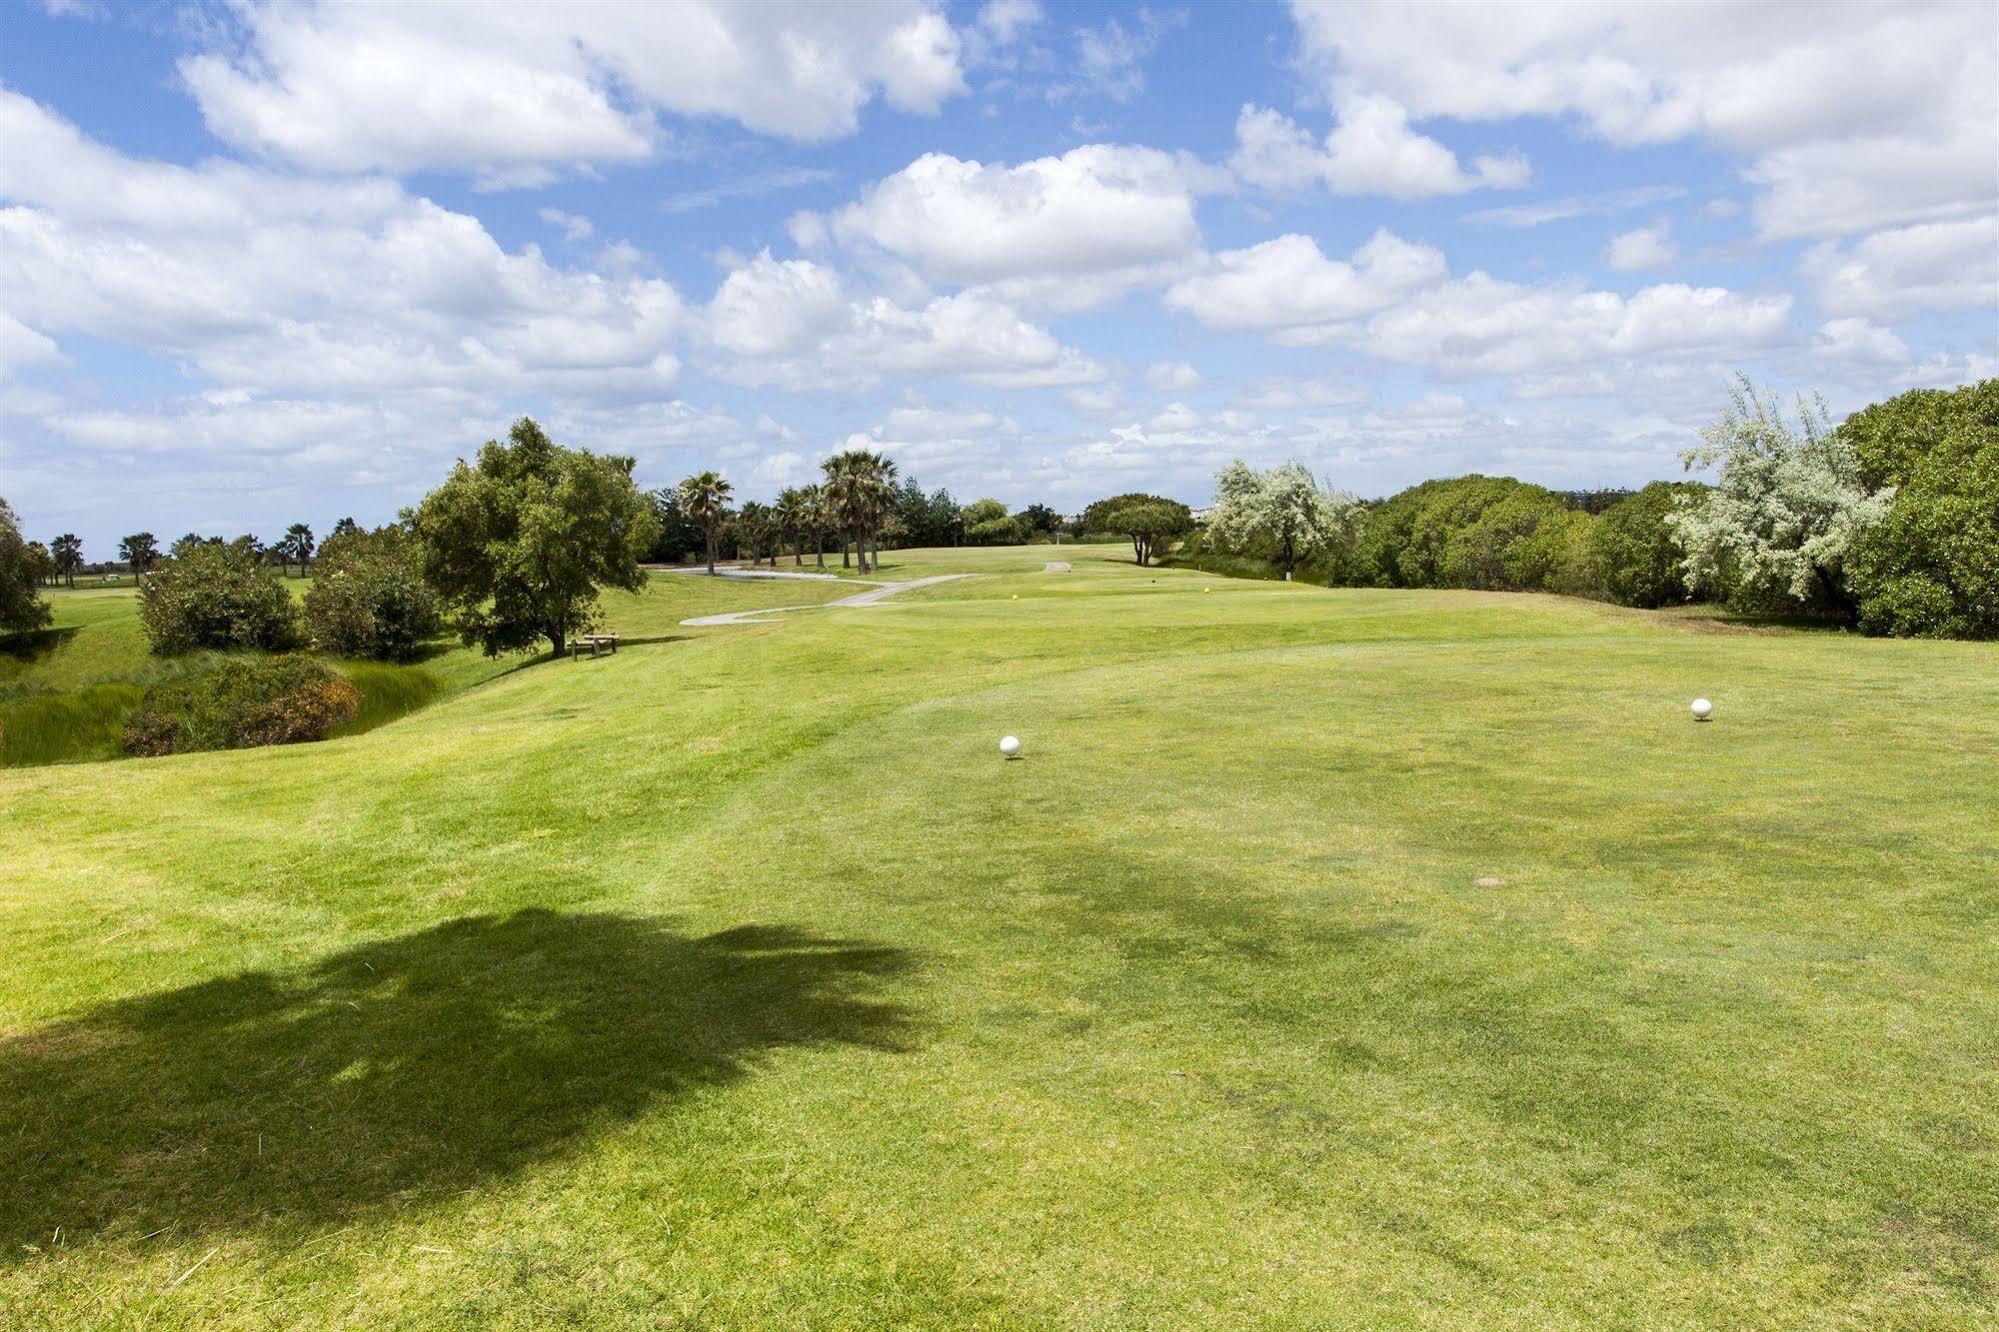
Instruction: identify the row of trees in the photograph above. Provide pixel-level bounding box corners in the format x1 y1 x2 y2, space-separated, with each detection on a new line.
1182 377 1995 638
664 454 1068 574
17 524 331 589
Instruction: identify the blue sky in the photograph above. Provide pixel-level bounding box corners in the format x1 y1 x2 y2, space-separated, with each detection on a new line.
2 0 1994 553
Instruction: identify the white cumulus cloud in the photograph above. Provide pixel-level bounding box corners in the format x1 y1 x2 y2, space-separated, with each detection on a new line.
827 144 1207 283
1284 0 1997 239
1605 223 1675 271
180 1 968 178
1164 230 1446 335
1231 100 1528 200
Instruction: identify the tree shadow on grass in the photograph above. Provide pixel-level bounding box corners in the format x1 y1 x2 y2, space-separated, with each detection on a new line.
0 625 79 666
0 910 914 1255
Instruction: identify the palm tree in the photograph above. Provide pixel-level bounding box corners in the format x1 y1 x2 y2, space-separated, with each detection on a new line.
118 532 159 583
678 470 734 573
736 501 775 567
822 451 896 573
774 487 809 566
330 516 360 541
50 533 82 587
823 449 899 574
284 522 315 577
861 451 898 572
802 483 830 570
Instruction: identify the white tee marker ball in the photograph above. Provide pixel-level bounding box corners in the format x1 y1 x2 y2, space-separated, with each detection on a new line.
999 735 1022 758
1691 698 1713 721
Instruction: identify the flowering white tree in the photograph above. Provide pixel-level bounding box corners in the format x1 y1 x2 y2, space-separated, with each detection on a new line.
1206 460 1363 579
1667 374 1891 620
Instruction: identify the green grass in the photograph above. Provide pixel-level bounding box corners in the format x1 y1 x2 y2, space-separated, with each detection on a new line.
1 547 1994 1328
0 571 869 765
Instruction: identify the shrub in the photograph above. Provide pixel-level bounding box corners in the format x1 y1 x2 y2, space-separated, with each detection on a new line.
1357 476 1585 592
124 656 359 757
1202 462 1362 578
1587 482 1697 608
1841 380 1999 639
1515 506 1602 598
960 498 1022 545
137 542 299 654
1848 428 1999 639
1667 377 1886 623
1839 379 1999 492
303 527 441 661
0 497 53 636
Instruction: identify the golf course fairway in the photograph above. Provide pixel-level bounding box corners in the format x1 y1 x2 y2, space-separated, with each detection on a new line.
3 545 1994 1329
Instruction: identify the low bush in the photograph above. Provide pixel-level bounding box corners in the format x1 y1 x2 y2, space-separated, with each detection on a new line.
1587 482 1697 608
303 527 441 661
138 542 299 654
124 655 359 757
1841 380 1999 639
1356 476 1593 593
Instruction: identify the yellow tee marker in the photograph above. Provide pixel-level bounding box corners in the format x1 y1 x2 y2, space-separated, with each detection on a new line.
1203 587 1211 593
1011 594 1019 600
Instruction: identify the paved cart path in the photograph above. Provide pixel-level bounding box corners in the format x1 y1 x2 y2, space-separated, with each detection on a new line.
680 574 970 627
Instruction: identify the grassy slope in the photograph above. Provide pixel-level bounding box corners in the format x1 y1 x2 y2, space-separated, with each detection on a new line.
1 547 1994 1329
0 572 864 765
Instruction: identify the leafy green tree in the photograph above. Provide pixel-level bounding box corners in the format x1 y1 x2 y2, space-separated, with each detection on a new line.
0 499 54 635
678 470 734 574
1357 475 1603 594
50 533 82 588
138 541 301 654
1018 503 1061 538
1205 461 1362 579
641 488 703 564
1840 379 1999 492
25 539 56 589
1083 492 1192 566
1587 482 1696 607
1433 489 1592 592
888 478 962 548
1842 380 1999 638
960 498 1021 545
119 532 161 583
303 525 441 660
408 418 659 659
1667 375 1888 622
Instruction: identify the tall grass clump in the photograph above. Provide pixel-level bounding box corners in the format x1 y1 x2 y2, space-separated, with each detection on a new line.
331 660 444 737
0 682 146 766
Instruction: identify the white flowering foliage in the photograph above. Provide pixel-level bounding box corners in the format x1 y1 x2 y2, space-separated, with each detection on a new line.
1668 375 1893 612
1206 459 1364 575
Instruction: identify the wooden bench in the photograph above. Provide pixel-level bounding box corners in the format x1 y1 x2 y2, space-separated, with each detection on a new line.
569 632 620 660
